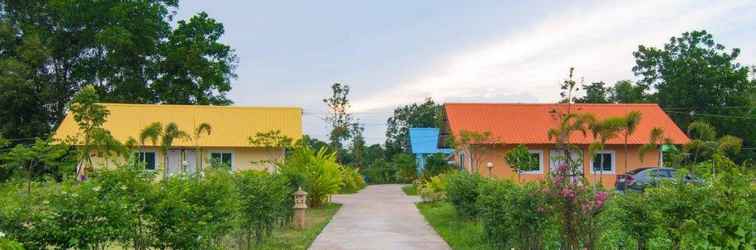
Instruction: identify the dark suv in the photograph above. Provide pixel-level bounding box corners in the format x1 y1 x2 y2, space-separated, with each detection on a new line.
616 167 701 191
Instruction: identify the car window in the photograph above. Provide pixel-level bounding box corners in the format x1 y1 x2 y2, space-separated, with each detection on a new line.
660 169 674 178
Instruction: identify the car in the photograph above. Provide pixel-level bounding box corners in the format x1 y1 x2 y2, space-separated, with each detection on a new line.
615 167 702 192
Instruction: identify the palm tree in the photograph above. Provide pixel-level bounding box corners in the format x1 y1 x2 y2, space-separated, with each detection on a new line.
621 111 642 175
588 117 624 185
193 123 212 174
161 122 190 177
139 122 162 170
640 127 668 169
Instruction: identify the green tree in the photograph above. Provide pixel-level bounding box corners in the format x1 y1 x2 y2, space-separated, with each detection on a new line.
249 129 293 171
609 80 648 103
385 98 443 155
323 83 354 160
619 111 642 176
68 86 126 180
2 139 67 194
575 81 611 103
192 123 212 173
138 122 190 177
504 144 539 181
633 30 754 161
0 1 236 141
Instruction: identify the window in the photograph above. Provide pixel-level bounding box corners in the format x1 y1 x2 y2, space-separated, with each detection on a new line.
521 150 544 174
137 151 156 170
210 151 234 170
550 149 584 174
591 151 615 174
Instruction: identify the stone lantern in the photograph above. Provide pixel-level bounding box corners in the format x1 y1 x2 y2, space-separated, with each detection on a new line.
293 187 308 229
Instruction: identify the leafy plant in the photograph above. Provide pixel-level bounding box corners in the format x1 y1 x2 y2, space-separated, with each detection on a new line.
504 144 539 181
393 153 417 183
445 171 486 219
235 170 292 247
418 173 451 202
339 166 366 193
278 146 343 207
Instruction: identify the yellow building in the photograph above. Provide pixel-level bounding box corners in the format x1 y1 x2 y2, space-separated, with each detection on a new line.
54 103 302 175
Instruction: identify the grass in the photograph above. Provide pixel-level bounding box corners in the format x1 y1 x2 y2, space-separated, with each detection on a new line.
253 203 341 250
416 201 494 250
402 184 417 196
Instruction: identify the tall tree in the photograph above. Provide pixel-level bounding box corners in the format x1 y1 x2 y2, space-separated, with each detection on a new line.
323 83 353 151
633 30 754 160
385 98 443 155
575 81 611 103
609 80 648 103
0 1 236 141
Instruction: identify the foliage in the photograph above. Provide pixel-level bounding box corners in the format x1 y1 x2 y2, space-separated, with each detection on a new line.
418 173 450 202
234 170 293 247
401 184 417 196
0 1 236 140
393 153 417 183
139 122 191 176
504 144 539 176
323 83 354 152
453 130 499 173
278 146 343 207
610 80 648 103
575 81 611 103
339 167 366 194
1 139 73 185
361 160 398 184
249 204 341 250
633 30 754 162
68 86 126 179
385 98 443 155
477 180 556 249
445 171 486 219
421 153 455 179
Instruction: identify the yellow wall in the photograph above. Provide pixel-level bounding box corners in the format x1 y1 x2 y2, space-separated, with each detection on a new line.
458 144 661 188
86 146 284 177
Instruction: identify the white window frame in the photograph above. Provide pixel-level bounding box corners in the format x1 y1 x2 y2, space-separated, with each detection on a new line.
458 152 465 170
590 150 616 174
520 150 544 174
137 149 158 171
208 150 235 171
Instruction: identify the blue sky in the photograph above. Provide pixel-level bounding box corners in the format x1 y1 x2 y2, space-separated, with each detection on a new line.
176 0 756 144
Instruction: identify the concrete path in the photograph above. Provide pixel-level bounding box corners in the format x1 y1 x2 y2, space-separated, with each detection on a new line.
309 184 451 250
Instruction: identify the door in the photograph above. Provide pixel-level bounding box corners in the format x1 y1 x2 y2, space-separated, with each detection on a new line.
167 150 181 176
184 150 197 175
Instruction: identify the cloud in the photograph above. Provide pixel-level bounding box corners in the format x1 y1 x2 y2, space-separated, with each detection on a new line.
351 0 754 113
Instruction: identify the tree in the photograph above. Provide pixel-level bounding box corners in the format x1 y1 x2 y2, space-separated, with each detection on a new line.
575 82 611 103
139 122 190 177
385 98 443 155
639 127 671 168
504 144 539 181
587 116 625 184
453 130 500 174
68 86 126 180
248 130 293 172
620 111 642 176
3 139 67 194
348 123 367 167
609 80 647 103
0 1 237 141
192 123 212 173
323 83 354 156
633 30 754 161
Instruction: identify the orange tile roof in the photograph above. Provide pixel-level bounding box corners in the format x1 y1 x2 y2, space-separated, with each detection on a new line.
444 103 690 145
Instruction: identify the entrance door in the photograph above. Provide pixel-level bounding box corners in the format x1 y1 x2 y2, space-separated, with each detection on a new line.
184 150 197 175
167 150 181 176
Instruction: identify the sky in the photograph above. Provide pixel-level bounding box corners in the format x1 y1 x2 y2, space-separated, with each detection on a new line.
176 0 756 144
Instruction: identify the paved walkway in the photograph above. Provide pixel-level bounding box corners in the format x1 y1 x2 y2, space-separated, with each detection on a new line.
309 184 450 250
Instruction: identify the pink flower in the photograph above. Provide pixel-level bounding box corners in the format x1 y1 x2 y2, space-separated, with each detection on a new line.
560 187 576 200
594 191 608 209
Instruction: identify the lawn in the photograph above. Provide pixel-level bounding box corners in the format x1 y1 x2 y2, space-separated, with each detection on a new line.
401 184 417 196
253 203 341 250
416 202 493 250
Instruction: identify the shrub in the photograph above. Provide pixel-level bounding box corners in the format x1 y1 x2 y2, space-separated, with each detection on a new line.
361 160 397 184
393 153 417 183
340 166 366 193
278 146 343 207
418 173 449 202
235 170 293 247
421 153 454 179
445 171 486 218
477 180 556 249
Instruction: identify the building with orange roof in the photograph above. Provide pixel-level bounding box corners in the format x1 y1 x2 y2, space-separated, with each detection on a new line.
441 103 690 187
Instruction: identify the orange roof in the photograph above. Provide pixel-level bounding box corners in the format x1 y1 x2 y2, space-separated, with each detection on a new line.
444 103 690 145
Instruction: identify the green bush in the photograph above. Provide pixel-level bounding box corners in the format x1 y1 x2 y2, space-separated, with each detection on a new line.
339 166 366 193
393 153 417 183
361 160 397 184
235 170 293 247
418 173 449 202
420 153 454 179
445 171 486 218
278 146 343 207
477 180 557 249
